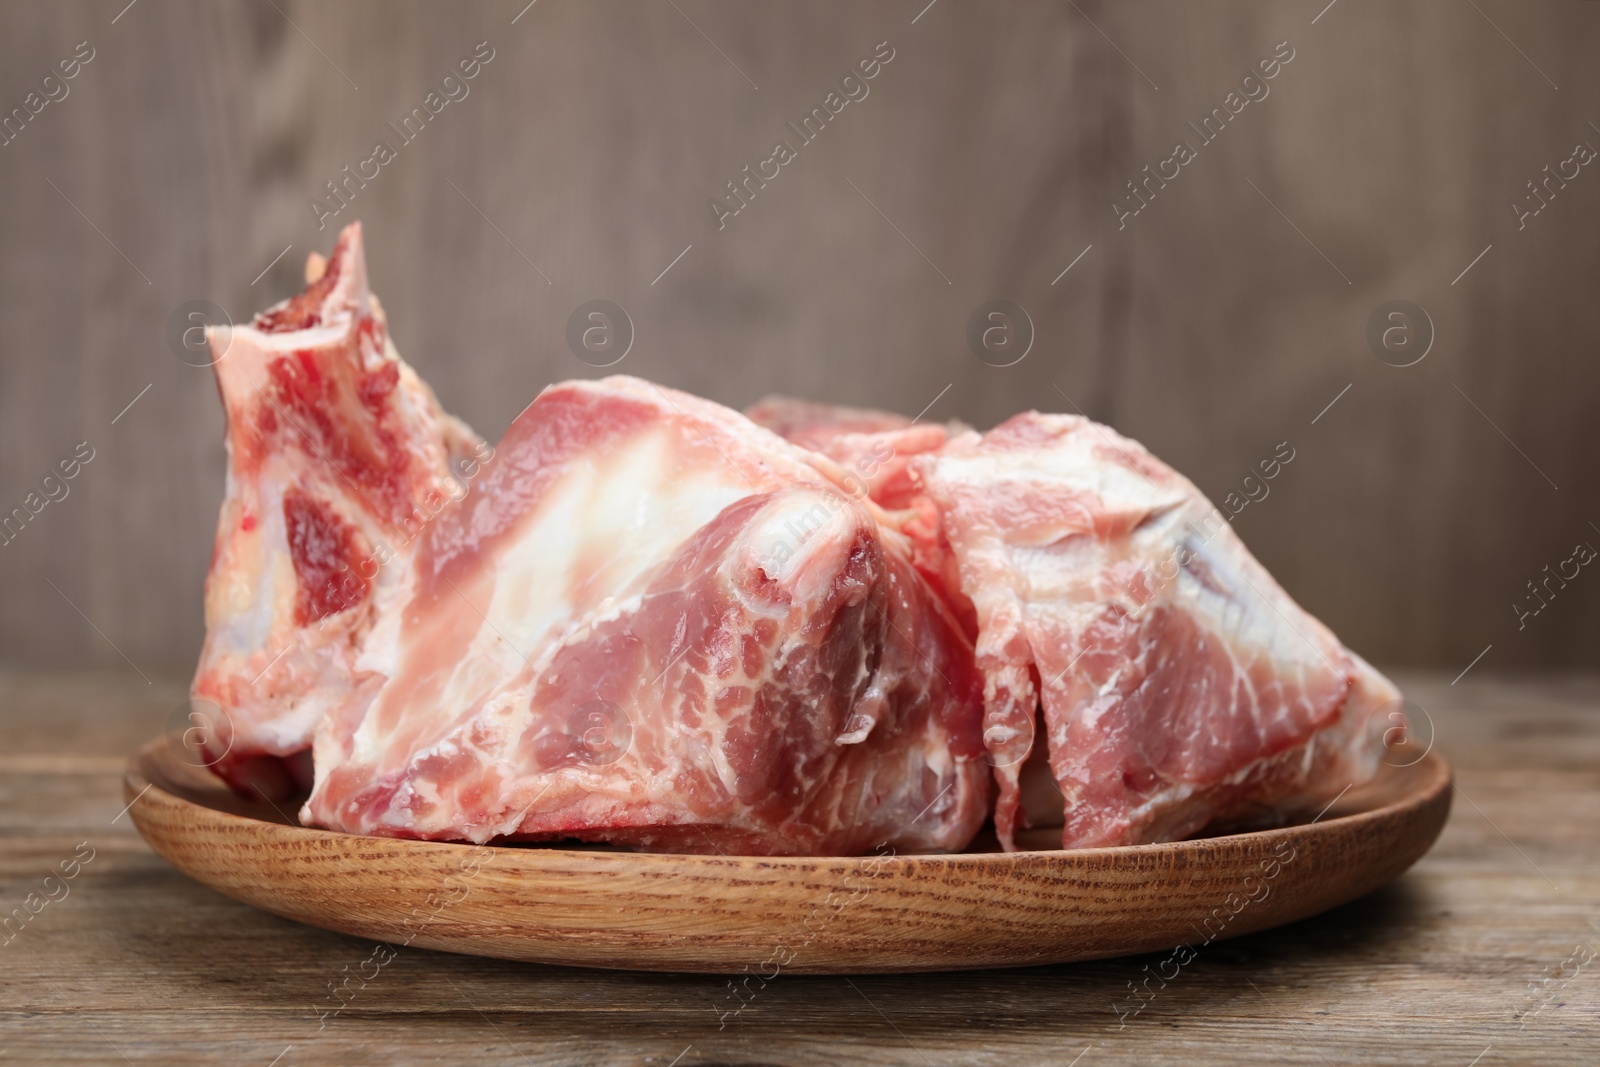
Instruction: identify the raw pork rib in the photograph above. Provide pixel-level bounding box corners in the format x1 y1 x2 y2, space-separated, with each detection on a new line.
750 400 1397 851
300 377 989 855
916 414 1397 850
191 222 486 796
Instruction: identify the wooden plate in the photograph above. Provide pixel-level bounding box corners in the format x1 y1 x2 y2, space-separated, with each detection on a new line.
125 737 1450 974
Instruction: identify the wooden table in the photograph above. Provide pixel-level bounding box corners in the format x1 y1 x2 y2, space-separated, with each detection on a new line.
2 669 1596 1065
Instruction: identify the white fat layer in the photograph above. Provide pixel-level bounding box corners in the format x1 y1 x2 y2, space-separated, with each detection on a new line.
206 472 287 649
231 321 351 352
736 489 858 606
485 423 752 658
936 445 1180 518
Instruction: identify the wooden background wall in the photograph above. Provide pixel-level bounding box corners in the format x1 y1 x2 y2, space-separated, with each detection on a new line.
1 0 1596 676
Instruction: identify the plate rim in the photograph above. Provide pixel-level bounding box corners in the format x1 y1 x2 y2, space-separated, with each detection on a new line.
123 736 1454 972
124 735 1453 870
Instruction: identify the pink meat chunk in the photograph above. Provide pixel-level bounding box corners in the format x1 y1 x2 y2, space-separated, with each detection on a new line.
916 413 1398 850
190 222 486 796
300 377 990 855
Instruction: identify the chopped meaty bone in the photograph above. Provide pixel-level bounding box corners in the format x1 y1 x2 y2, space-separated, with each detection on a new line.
191 221 487 796
303 377 989 855
916 413 1398 850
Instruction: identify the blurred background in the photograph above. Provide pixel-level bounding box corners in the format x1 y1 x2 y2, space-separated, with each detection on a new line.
0 0 1596 677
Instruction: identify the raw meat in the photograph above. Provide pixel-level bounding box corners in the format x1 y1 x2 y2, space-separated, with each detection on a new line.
745 396 957 512
300 377 990 856
915 413 1398 850
746 397 976 638
190 222 486 796
194 225 1395 857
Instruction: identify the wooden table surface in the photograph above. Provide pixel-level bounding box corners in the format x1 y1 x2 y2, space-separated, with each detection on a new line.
2 669 1596 1066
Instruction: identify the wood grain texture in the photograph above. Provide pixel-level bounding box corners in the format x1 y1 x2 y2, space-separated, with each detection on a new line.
120 738 1451 975
2 669 1598 1065
1 1 1598 677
